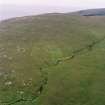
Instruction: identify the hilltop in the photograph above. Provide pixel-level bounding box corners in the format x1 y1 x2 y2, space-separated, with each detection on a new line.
78 8 105 16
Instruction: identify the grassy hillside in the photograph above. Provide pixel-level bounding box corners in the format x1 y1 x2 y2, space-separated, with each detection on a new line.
0 13 105 105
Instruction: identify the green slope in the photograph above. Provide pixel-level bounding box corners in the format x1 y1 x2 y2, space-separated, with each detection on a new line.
0 13 105 105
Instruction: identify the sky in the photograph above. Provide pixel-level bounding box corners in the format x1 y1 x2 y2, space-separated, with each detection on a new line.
0 0 105 7
0 0 105 20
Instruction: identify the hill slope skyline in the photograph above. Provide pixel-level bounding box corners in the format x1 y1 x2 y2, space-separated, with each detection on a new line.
0 7 105 21
0 9 105 105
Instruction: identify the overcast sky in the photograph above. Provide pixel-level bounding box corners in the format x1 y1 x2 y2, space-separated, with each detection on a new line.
0 0 105 20
0 0 105 7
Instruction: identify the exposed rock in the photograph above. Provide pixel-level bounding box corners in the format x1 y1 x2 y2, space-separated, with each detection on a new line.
5 81 12 86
